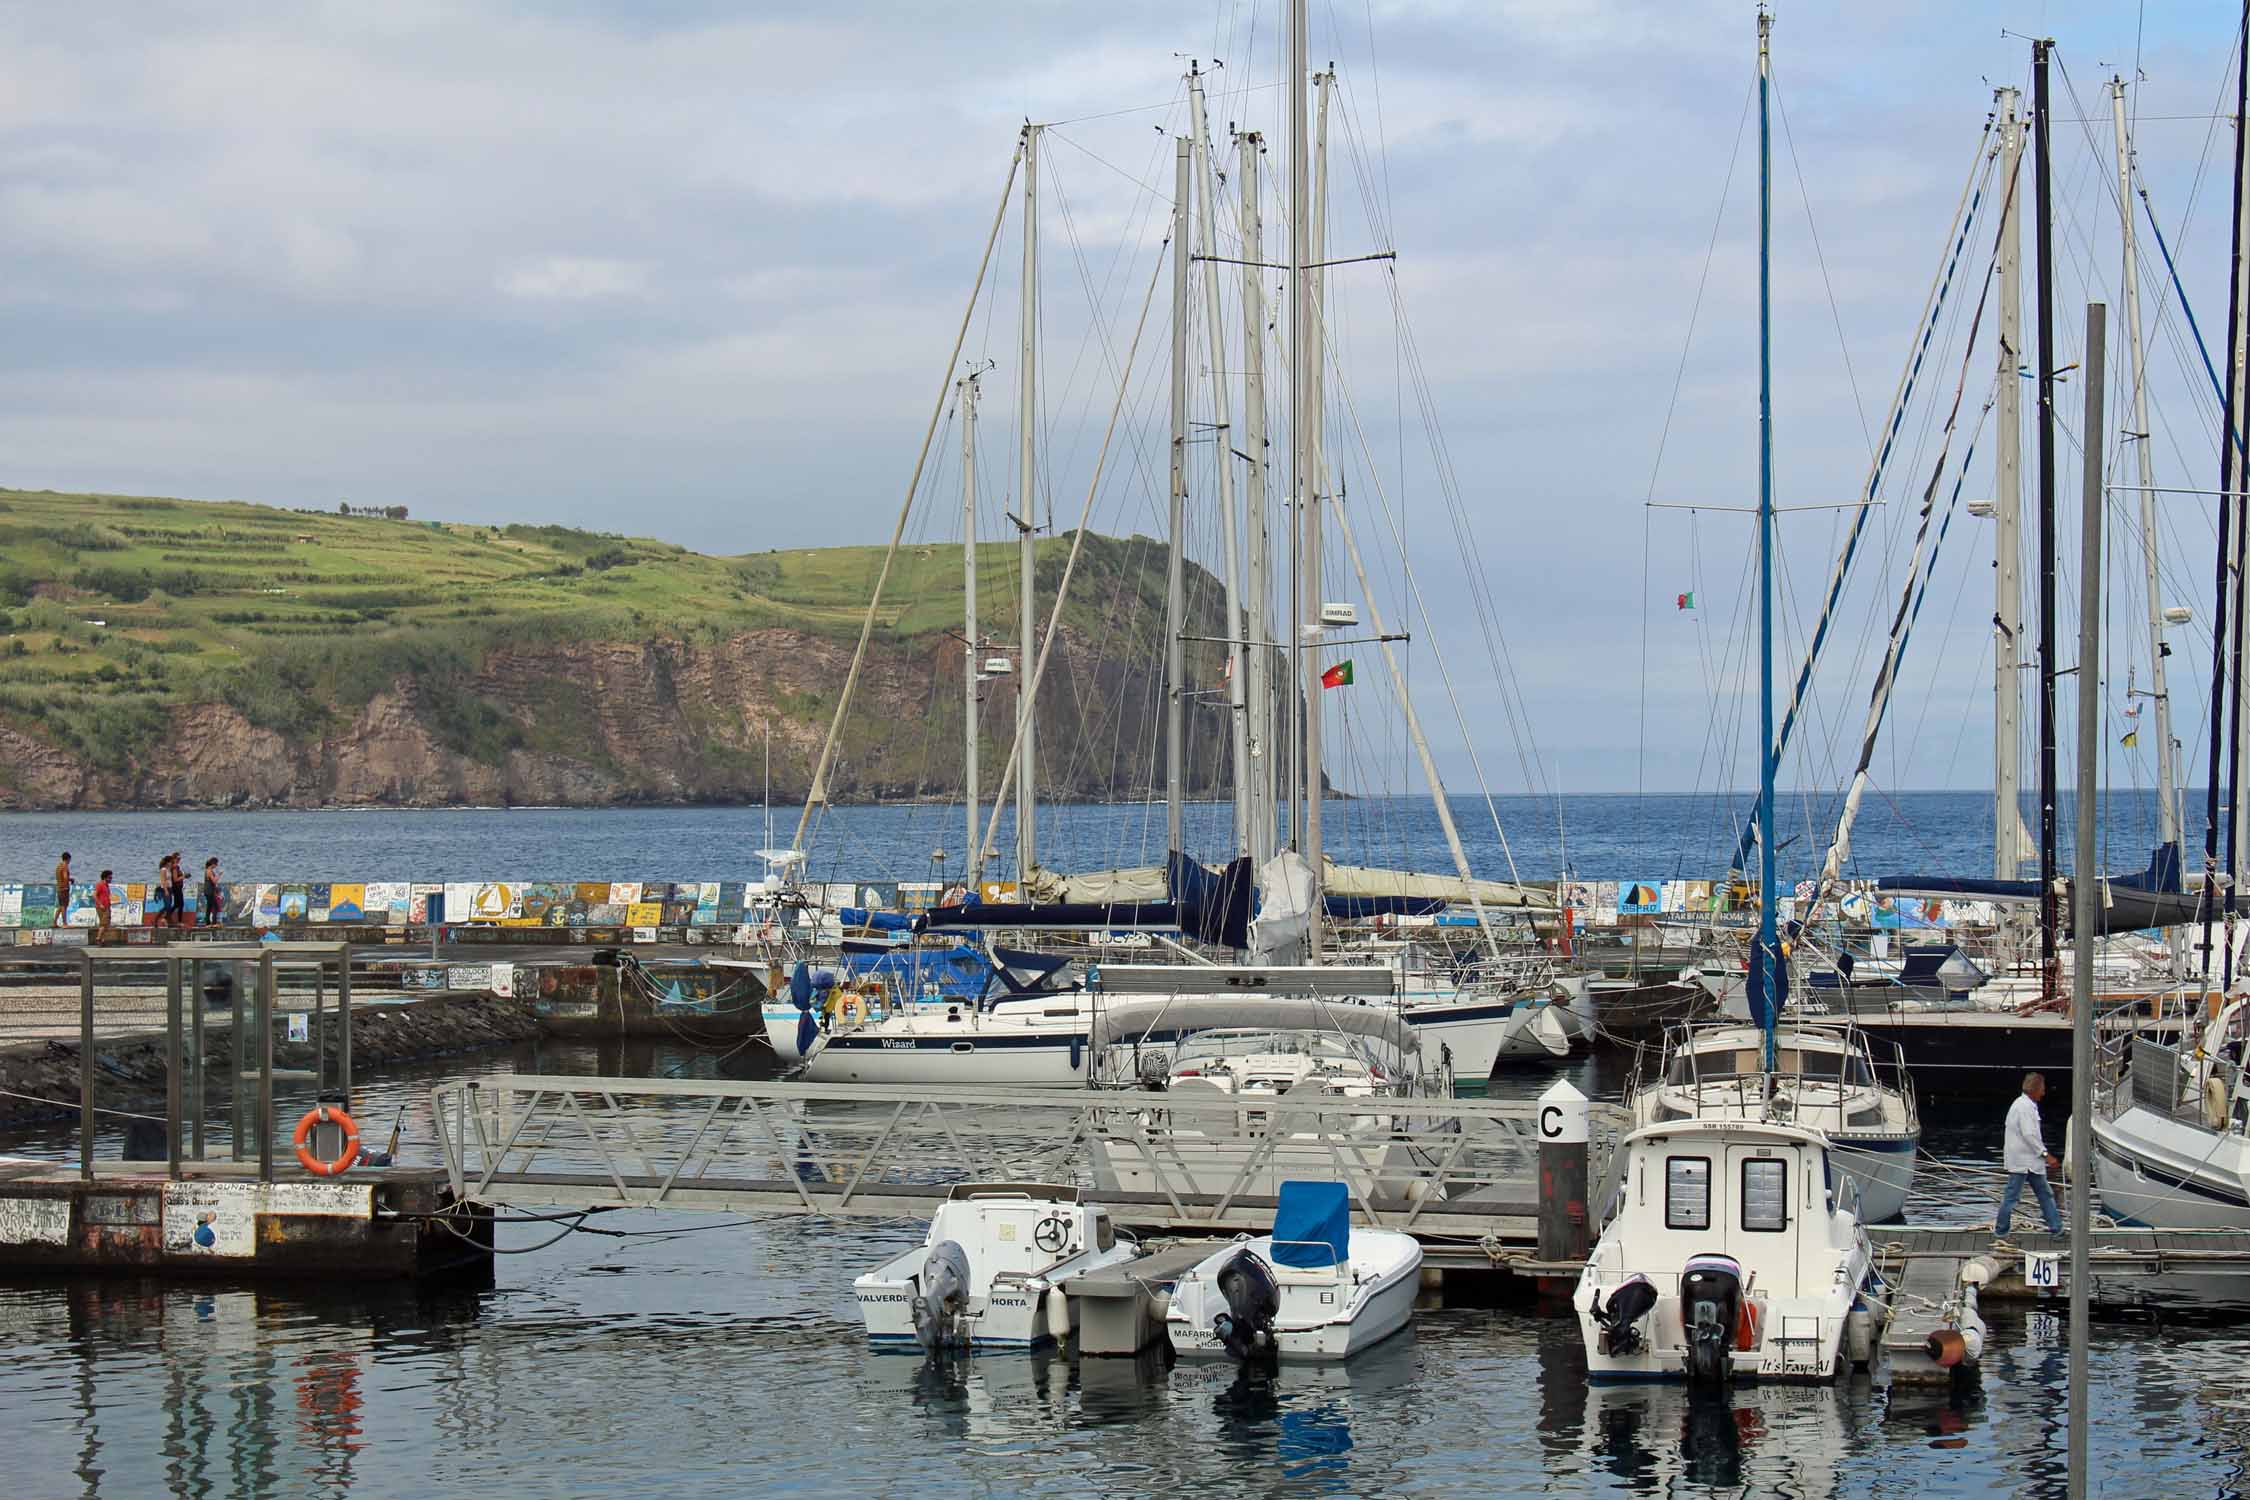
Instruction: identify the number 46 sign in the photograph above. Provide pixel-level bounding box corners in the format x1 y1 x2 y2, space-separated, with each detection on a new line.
2023 1251 2062 1291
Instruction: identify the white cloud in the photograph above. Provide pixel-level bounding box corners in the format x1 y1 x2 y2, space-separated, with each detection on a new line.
497 256 652 301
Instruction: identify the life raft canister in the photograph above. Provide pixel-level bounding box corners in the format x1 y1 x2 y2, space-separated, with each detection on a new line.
293 1105 362 1176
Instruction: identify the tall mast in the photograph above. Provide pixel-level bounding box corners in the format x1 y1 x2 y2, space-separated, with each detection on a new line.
1016 123 1041 881
2201 13 2248 985
1189 70 1253 858
1993 87 2032 883
2111 76 2183 970
1303 64 1333 922
1167 138 1191 857
2225 9 2250 981
2033 40 2060 1009
1751 7 1780 1071
1285 0 1309 860
1238 132 1276 867
960 371 982 872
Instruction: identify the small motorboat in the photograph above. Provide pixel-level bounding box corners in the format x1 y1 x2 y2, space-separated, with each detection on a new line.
854 1183 1142 1352
1574 1119 1886 1383
1166 1180 1423 1363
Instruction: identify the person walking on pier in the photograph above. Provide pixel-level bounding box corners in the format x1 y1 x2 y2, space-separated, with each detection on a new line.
1996 1072 2063 1237
52 852 70 928
153 855 173 931
92 869 114 943
201 857 223 928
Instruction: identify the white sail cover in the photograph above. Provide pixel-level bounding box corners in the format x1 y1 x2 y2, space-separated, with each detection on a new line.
1248 852 1317 965
1022 865 1170 903
1321 861 1553 910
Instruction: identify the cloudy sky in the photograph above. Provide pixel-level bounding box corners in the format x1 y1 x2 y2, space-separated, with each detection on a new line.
0 1 2235 806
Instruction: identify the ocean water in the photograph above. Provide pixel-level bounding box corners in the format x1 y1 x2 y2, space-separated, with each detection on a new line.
0 787 2193 886
0 1041 2238 1499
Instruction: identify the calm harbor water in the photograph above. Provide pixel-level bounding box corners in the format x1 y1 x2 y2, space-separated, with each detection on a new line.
0 1041 2242 1497
0 787 2195 885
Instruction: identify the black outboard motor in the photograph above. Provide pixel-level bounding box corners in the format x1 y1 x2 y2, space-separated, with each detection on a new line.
1590 1272 1659 1357
912 1240 973 1355
1210 1248 1281 1364
1678 1252 1744 1384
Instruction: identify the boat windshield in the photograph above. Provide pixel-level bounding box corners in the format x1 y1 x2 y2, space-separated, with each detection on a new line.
1665 1045 1874 1088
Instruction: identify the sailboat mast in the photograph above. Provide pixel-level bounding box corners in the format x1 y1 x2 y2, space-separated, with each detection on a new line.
961 371 982 871
1017 124 1041 882
1285 0 1309 861
1167 138 1191 858
1188 70 1253 859
2033 40 2060 1009
1752 7 1780 1072
2110 78 2185 977
1239 132 1276 866
2224 8 2250 982
2200 11 2248 986
1994 87 2030 883
1303 65 1332 912
2110 79 2179 860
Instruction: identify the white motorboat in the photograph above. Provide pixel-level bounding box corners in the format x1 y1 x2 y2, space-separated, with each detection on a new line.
1334 940 1572 1076
2090 994 2250 1228
1166 1181 1422 1362
854 1183 1143 1351
1629 1023 1920 1223
1574 1119 1887 1383
1084 1000 1453 1201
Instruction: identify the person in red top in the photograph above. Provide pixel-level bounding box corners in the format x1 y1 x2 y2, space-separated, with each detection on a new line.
93 870 114 942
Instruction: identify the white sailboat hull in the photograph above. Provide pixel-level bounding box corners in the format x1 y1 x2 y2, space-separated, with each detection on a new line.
2091 1106 2250 1230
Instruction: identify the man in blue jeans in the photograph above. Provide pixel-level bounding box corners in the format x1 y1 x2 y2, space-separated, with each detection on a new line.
1996 1071 2063 1235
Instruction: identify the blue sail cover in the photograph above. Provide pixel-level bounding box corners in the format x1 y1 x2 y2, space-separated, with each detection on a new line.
1168 852 1256 949
838 907 919 933
1271 1181 1350 1269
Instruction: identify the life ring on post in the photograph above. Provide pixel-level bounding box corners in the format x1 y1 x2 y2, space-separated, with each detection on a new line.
293 1105 362 1176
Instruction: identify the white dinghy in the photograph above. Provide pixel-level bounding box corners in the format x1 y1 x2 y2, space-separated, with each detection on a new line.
1166 1181 1422 1363
1574 1120 1887 1384
855 1183 1142 1352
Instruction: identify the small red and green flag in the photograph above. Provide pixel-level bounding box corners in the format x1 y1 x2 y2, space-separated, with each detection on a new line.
1677 591 1695 610
1320 660 1354 689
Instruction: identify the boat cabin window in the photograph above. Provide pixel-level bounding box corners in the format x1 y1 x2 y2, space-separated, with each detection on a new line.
1740 1157 1788 1232
1664 1156 1712 1230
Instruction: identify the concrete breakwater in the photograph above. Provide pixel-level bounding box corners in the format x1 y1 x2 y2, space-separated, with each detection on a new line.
0 991 541 1130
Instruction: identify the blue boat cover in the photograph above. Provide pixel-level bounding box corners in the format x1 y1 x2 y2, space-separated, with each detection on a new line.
1271 1181 1350 1269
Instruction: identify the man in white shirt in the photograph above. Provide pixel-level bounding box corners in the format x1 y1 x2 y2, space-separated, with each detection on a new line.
1995 1071 2063 1235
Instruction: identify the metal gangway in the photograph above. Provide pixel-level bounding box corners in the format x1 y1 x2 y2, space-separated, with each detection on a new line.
430 1075 1629 1268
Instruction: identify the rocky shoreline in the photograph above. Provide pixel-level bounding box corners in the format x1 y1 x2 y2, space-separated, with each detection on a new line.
0 990 540 1130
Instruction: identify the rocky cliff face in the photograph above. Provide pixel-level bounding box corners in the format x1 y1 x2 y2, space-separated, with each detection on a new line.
0 625 1241 810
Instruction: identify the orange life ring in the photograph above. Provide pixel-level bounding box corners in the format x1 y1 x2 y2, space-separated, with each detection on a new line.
293 1105 362 1176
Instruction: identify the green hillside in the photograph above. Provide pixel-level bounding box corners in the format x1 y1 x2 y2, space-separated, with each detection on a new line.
0 487 1218 787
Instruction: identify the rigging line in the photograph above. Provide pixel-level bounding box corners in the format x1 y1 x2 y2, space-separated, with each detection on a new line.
1643 79 1757 507
1041 81 1284 130
1045 126 1175 199
796 140 1023 848
1768 71 1872 452
1328 353 1524 885
1726 109 2001 876
975 238 1169 871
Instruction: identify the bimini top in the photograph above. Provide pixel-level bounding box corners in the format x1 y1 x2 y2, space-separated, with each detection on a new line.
1271 1180 1351 1269
1084 996 1419 1057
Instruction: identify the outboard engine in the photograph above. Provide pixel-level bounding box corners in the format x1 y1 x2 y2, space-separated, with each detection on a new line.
1678 1252 1745 1384
1209 1248 1281 1364
1590 1272 1658 1357
912 1240 973 1355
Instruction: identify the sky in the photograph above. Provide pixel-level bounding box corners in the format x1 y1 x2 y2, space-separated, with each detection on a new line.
0 0 2237 812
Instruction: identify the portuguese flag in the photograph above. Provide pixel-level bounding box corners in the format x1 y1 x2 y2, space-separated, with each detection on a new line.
1320 659 1354 689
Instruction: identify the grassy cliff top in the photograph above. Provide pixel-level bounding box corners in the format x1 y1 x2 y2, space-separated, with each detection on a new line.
0 487 1192 761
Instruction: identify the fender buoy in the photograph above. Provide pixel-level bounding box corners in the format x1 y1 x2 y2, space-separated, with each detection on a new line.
2205 1073 2230 1131
293 1106 361 1176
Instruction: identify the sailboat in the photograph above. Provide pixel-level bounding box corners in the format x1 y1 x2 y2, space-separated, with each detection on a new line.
1577 11 1888 1385
2089 18 2250 1228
